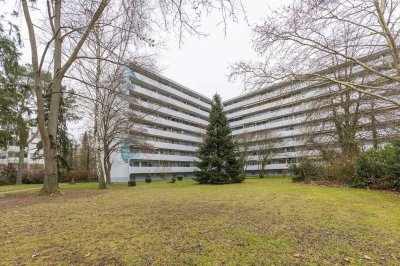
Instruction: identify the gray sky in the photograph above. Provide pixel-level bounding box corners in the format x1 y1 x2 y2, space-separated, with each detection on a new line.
158 0 283 100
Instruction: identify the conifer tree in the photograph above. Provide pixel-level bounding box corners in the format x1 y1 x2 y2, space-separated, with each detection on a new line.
194 94 244 184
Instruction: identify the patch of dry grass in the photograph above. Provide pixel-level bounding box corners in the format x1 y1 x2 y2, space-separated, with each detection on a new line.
1 178 399 265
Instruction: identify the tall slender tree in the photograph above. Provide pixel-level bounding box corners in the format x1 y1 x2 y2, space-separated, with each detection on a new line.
20 0 243 194
194 94 243 184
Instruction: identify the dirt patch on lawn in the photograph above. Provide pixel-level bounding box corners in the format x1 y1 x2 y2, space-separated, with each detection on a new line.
0 190 102 210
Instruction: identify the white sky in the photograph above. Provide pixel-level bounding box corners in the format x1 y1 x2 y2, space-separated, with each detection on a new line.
158 0 284 100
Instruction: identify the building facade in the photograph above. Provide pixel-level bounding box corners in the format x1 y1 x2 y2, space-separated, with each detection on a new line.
111 52 399 182
110 67 212 182
225 51 399 176
0 126 44 170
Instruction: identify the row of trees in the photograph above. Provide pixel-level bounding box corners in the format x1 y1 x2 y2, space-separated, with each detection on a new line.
0 0 245 193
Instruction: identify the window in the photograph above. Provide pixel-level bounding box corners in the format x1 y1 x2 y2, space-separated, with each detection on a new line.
129 160 140 167
285 147 296 152
278 158 286 164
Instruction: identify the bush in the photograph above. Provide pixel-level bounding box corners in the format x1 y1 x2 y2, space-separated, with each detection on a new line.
289 158 319 182
67 170 97 183
22 170 45 184
128 180 136 186
318 156 355 185
145 175 152 183
169 177 176 183
0 165 17 185
354 143 400 191
177 176 183 181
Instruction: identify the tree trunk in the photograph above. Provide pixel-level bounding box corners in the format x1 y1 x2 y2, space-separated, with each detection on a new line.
86 146 90 173
15 119 28 185
371 102 379 149
105 155 111 184
103 145 111 184
41 0 63 194
16 145 25 185
259 160 265 178
40 146 59 194
94 29 106 190
95 132 106 189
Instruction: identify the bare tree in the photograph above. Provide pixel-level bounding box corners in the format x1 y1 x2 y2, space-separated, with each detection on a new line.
22 0 109 194
253 130 276 178
231 0 400 108
234 130 255 177
21 0 244 194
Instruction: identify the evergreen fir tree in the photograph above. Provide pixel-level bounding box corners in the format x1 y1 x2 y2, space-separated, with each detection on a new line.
194 94 244 184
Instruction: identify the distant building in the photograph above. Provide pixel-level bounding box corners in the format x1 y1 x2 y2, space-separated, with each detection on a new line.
0 126 44 170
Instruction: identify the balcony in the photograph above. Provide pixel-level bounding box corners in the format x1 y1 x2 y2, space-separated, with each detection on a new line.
129 166 197 174
134 72 211 110
137 100 209 126
147 141 198 152
130 154 198 162
145 128 203 143
142 114 206 135
133 85 210 118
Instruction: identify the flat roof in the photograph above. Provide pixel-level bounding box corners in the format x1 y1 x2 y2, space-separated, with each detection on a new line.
129 65 213 104
223 48 392 105
130 48 392 106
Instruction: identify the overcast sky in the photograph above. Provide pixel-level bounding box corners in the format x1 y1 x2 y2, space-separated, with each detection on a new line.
158 0 284 100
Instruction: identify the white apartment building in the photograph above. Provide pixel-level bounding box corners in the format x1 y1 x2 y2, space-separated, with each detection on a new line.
0 126 44 169
110 51 399 182
110 67 212 182
225 51 399 176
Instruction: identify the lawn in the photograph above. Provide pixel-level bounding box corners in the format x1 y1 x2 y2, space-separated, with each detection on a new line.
0 183 42 192
1 178 399 265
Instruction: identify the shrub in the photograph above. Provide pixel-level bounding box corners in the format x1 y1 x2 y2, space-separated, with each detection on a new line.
318 156 355 185
128 180 136 187
177 176 183 181
289 157 319 182
145 175 152 183
169 177 176 183
67 170 97 183
354 143 400 191
0 165 17 185
22 170 45 184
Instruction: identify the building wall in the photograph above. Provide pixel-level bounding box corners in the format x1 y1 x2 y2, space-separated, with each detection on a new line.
0 126 44 169
224 54 399 176
113 67 212 182
112 54 399 182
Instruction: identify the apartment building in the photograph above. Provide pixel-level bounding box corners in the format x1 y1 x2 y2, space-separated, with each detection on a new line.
0 126 44 169
110 67 212 182
225 51 399 176
110 51 399 181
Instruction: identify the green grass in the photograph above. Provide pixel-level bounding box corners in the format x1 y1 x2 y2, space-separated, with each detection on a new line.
1 178 399 265
0 183 43 192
